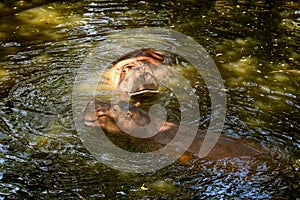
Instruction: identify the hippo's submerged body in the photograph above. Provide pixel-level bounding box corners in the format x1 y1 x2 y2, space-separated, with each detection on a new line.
86 49 274 161
84 99 268 160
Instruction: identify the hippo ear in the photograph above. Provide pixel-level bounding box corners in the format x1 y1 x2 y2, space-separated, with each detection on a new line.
134 102 141 107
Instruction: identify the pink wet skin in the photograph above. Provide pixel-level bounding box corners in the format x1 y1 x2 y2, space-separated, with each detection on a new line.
103 49 164 96
84 99 269 161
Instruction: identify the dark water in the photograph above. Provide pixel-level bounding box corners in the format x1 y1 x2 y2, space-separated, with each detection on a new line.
0 0 299 199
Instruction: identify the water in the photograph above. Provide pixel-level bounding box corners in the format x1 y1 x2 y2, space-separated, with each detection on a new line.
0 0 299 199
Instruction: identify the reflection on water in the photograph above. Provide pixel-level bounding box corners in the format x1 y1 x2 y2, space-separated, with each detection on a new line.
0 0 299 199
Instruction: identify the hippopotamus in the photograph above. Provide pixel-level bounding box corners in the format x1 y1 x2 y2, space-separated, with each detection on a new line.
84 98 268 160
104 49 165 96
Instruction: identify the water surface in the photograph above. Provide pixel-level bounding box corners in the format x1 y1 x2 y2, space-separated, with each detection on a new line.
0 0 299 199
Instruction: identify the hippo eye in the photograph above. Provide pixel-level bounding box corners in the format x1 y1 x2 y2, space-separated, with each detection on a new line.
112 105 119 114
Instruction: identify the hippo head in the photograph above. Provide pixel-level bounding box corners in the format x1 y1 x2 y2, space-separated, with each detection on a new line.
84 98 149 133
84 99 122 132
105 49 164 96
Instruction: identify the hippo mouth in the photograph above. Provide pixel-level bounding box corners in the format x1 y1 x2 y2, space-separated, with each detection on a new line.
84 114 108 127
128 89 159 96
84 118 98 127
84 115 100 127
84 99 114 127
127 81 159 96
116 66 160 96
